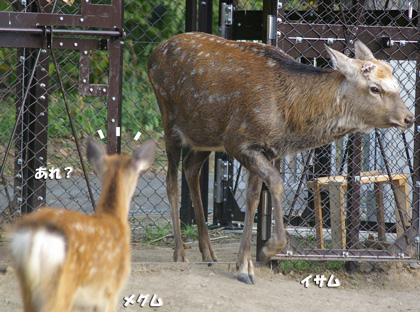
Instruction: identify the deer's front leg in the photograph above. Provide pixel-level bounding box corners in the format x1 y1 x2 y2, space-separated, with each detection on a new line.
236 173 262 284
229 146 287 284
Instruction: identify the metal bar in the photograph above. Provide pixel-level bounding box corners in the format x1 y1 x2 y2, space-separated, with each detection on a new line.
50 48 96 210
256 183 270 262
198 0 213 33
346 132 363 249
287 151 312 225
0 11 121 29
180 0 213 226
186 0 197 32
233 163 242 196
0 28 121 37
401 131 415 180
25 48 49 212
256 0 278 260
107 38 123 154
0 34 106 50
412 60 420 234
0 49 42 181
277 23 419 60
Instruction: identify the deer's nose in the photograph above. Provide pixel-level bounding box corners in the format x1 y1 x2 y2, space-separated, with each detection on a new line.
405 116 414 128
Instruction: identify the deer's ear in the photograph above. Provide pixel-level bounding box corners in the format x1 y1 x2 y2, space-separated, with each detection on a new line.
87 138 106 174
354 40 375 60
325 45 357 78
131 140 157 174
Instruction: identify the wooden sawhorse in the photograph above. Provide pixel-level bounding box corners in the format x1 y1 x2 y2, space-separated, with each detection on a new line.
307 171 410 249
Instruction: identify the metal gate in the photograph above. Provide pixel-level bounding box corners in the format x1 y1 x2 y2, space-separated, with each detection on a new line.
213 0 420 262
0 0 124 222
272 0 419 261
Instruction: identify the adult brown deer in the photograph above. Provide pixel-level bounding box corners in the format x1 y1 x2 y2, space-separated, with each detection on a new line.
148 32 414 284
8 139 156 311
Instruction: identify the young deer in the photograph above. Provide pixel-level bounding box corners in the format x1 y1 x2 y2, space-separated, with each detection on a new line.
147 32 414 284
8 139 156 311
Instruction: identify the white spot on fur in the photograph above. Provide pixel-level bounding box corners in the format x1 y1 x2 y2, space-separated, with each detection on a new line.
173 126 188 146
267 59 277 67
230 91 242 99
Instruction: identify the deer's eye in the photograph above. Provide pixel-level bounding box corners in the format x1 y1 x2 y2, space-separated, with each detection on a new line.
370 86 380 94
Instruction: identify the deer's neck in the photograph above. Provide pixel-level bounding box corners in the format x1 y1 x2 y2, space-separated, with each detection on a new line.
284 70 363 138
95 169 130 221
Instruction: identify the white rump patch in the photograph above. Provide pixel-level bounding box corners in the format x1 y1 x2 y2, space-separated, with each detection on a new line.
10 228 66 287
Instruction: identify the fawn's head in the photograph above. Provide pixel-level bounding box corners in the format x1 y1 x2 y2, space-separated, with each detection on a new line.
326 41 414 131
87 139 156 202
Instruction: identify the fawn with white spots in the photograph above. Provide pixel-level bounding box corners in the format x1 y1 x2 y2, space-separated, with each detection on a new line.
147 32 414 284
8 139 156 311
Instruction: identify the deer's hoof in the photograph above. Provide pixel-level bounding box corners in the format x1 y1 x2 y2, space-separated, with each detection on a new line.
237 273 256 284
173 251 188 262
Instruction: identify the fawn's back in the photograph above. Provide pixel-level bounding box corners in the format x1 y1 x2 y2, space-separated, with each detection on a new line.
9 139 156 312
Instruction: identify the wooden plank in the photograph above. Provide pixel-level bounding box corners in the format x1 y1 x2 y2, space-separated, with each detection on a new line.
374 182 386 242
313 183 325 249
329 183 346 249
393 178 411 238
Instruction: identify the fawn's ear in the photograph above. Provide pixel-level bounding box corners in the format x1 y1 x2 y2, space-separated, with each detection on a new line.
131 140 157 174
87 138 107 173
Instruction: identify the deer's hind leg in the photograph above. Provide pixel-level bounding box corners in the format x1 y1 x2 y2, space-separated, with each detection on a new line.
164 128 187 262
183 149 217 262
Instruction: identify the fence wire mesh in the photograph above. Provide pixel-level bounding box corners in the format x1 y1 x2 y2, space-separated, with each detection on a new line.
1 0 419 263
272 0 419 260
0 0 186 238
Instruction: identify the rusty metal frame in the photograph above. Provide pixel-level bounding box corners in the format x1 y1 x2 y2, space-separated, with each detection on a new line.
275 2 420 261
0 0 124 214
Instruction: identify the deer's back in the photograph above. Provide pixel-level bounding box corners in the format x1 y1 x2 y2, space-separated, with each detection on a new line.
148 32 339 152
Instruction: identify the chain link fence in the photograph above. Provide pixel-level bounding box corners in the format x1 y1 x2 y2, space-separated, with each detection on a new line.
0 0 186 238
1 0 419 262
272 0 419 260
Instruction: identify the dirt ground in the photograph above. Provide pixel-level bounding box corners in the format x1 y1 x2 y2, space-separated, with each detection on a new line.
1 237 420 312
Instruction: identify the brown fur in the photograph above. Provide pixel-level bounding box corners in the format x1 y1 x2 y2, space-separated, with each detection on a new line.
9 140 156 311
148 32 413 284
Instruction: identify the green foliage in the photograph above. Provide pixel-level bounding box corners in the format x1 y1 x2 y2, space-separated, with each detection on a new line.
143 223 199 245
278 260 345 273
144 223 173 245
